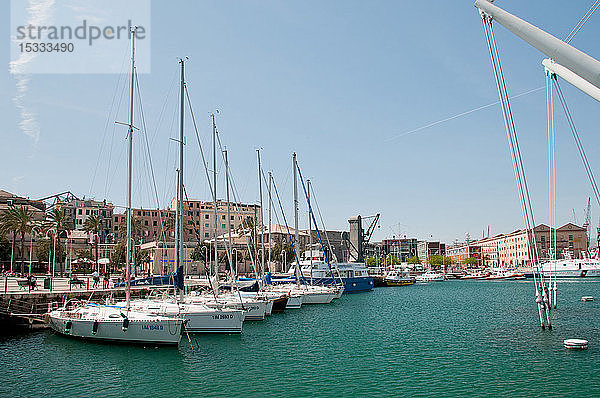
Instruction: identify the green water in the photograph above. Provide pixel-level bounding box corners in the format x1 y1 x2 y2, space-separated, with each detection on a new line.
1 280 600 397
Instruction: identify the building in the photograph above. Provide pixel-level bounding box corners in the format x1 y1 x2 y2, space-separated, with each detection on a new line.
169 198 261 242
381 238 418 261
113 208 175 244
477 223 587 268
0 190 47 271
57 198 114 243
446 242 482 266
0 190 46 220
417 241 446 264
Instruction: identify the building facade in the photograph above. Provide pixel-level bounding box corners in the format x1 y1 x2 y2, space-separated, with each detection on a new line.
169 198 261 243
477 223 587 268
417 241 446 264
113 208 176 244
57 198 114 243
446 242 482 266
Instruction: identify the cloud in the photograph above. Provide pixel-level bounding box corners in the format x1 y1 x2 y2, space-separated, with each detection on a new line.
9 0 56 145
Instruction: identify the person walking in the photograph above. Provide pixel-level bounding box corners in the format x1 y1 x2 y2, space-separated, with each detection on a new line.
92 270 99 289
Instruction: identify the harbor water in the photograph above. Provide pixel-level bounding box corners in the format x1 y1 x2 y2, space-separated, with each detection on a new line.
1 280 599 397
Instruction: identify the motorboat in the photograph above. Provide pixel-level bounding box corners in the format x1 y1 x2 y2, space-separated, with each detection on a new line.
460 270 490 280
383 269 415 286
280 249 373 293
485 269 524 280
415 271 445 282
540 257 600 278
47 301 184 345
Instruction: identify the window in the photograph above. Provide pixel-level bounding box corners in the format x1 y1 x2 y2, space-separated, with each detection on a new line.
569 235 573 241
189 229 193 234
204 214 209 219
230 215 234 220
86 209 90 215
144 220 148 226
222 224 226 229
230 224 234 229
153 221 157 226
205 224 209 228
78 209 82 215
222 215 225 219
205 233 209 237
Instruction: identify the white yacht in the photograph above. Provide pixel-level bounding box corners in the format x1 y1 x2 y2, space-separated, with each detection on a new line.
47 302 184 345
186 292 270 321
541 256 600 278
415 271 445 282
115 298 244 333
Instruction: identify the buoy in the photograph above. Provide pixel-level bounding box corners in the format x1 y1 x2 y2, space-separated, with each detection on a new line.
581 296 594 302
564 339 588 349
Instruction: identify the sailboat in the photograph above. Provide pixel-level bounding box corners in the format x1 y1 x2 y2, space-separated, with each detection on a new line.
116 60 246 333
46 27 184 345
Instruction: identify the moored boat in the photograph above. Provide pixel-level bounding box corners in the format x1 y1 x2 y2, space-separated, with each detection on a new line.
383 269 415 286
47 301 184 345
415 271 445 282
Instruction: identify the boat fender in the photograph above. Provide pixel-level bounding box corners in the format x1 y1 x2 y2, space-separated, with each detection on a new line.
122 318 129 332
65 320 72 333
92 320 99 335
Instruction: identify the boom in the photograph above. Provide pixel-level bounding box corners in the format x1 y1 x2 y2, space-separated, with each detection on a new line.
475 0 600 100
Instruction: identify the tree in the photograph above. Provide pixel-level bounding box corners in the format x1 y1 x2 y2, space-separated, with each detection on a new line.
0 206 34 273
429 255 454 267
83 214 102 273
407 255 421 265
47 208 71 276
463 257 477 267
110 240 126 271
365 256 377 267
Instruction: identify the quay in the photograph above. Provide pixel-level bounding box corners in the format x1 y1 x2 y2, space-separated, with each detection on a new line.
0 276 156 333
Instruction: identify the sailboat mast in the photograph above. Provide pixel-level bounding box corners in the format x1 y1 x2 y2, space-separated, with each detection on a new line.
225 149 232 278
125 26 136 310
293 152 300 287
268 171 272 272
178 58 185 297
212 114 218 286
308 178 312 283
257 149 265 277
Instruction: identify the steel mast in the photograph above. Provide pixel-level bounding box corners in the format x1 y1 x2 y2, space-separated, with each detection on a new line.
125 26 137 311
293 152 300 288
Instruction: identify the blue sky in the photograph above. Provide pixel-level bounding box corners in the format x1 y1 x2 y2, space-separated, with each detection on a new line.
2 0 600 244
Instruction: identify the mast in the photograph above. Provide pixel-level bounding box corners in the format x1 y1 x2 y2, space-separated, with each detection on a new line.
125 26 136 310
212 114 218 290
178 58 185 299
293 152 300 287
268 171 272 273
225 149 231 279
257 149 265 278
308 178 312 284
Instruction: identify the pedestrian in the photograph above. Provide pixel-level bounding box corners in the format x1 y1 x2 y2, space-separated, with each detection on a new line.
103 272 110 289
92 270 99 288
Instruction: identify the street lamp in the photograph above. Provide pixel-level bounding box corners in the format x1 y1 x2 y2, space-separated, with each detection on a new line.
280 250 286 273
28 226 41 277
232 248 238 276
45 228 57 277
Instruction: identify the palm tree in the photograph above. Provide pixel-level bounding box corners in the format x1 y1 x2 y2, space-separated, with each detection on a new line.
83 214 102 273
47 208 71 276
0 206 34 273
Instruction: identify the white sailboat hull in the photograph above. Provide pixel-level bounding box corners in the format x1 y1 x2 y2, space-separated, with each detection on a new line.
47 306 183 345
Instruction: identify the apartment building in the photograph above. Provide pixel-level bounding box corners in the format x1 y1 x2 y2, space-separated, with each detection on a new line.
477 223 587 268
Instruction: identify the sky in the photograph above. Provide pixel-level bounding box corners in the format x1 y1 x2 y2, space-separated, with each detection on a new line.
2 0 600 244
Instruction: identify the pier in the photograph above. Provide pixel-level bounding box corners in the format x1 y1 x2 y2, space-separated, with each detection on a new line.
0 276 155 333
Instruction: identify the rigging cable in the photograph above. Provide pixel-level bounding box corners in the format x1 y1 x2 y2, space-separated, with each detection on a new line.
481 13 550 329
